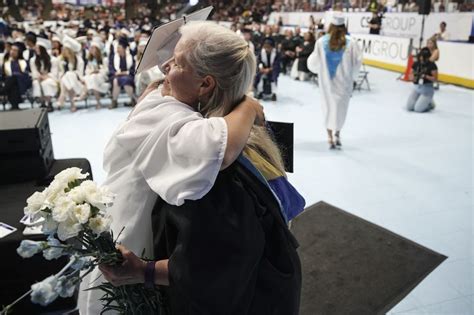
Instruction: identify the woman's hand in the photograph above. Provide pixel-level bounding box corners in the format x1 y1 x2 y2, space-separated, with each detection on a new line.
99 245 147 287
243 96 265 126
136 79 165 104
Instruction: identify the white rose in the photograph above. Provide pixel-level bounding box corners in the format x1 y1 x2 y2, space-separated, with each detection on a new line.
43 237 64 260
42 216 59 235
68 185 86 204
57 219 83 241
79 181 110 210
54 167 89 184
73 204 91 224
52 196 76 223
88 214 112 236
71 256 91 270
43 179 68 207
24 191 47 219
17 240 47 258
31 275 59 306
55 275 76 298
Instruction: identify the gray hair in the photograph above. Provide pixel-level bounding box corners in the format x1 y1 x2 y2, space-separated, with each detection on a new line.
179 21 256 117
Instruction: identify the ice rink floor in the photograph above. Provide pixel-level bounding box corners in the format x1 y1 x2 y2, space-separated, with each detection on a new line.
24 66 473 314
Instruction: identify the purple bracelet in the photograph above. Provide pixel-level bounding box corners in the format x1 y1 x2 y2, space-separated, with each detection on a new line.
144 261 155 289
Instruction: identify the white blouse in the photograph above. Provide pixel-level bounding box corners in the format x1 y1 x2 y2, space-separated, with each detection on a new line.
103 88 228 251
79 89 227 315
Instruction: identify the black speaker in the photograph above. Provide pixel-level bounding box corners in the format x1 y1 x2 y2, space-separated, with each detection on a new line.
0 108 54 184
417 0 431 15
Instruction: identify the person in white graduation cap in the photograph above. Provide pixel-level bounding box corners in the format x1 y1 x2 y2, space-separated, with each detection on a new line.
30 37 59 112
307 12 362 149
82 37 109 109
51 35 62 57
57 35 86 112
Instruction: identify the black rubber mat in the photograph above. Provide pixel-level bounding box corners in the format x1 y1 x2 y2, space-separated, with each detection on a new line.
291 201 447 315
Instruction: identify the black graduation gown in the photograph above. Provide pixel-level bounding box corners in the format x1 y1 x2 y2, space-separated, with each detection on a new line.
152 159 301 315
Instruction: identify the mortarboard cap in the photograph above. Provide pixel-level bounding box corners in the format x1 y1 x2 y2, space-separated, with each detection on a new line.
135 6 213 75
90 37 104 50
62 35 82 53
331 12 346 26
36 37 51 50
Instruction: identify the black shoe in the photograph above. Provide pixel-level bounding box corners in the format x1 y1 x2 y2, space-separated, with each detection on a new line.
329 142 336 150
335 137 342 147
271 94 277 101
47 102 54 112
109 100 118 109
256 92 263 100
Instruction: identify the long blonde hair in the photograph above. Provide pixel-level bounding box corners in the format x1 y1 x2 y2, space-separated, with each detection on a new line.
62 47 77 69
180 22 286 175
328 24 347 51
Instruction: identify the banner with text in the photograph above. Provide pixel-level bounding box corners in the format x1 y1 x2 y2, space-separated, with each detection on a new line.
270 12 474 41
351 34 413 72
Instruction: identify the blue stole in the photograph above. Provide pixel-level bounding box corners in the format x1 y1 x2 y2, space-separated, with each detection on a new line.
322 34 350 79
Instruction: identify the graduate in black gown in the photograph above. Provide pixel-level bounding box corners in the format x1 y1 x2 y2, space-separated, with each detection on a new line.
0 43 32 110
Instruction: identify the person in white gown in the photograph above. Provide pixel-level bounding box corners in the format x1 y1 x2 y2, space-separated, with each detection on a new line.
29 37 59 112
57 36 86 112
307 13 362 149
77 22 292 315
82 38 109 109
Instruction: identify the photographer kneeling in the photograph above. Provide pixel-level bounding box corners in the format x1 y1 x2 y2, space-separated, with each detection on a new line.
406 47 438 113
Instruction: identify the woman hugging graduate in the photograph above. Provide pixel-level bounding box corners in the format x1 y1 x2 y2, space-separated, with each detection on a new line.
79 21 305 315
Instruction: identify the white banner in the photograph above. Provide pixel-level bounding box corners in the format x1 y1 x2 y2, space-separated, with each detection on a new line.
270 12 474 41
436 41 474 88
347 13 420 38
351 34 413 69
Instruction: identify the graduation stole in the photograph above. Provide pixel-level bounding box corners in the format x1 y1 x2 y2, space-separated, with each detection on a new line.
322 34 350 79
242 148 305 222
3 59 27 76
114 53 133 72
260 48 276 68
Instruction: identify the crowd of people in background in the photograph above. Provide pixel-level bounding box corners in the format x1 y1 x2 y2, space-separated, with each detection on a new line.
0 0 458 112
0 0 330 111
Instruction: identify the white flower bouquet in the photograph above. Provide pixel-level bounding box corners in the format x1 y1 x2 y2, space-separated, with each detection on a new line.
1 168 161 315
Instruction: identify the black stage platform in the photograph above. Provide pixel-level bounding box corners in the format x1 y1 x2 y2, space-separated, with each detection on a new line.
0 159 92 314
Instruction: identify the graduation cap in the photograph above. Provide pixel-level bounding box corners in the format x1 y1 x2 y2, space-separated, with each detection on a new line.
90 37 104 50
263 37 276 47
62 35 82 53
36 37 51 50
135 6 213 75
118 36 129 48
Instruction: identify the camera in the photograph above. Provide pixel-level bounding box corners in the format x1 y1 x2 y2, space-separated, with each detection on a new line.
413 63 430 84
377 7 387 19
413 48 432 84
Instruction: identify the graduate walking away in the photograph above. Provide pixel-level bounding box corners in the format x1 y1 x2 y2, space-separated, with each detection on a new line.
307 13 362 149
